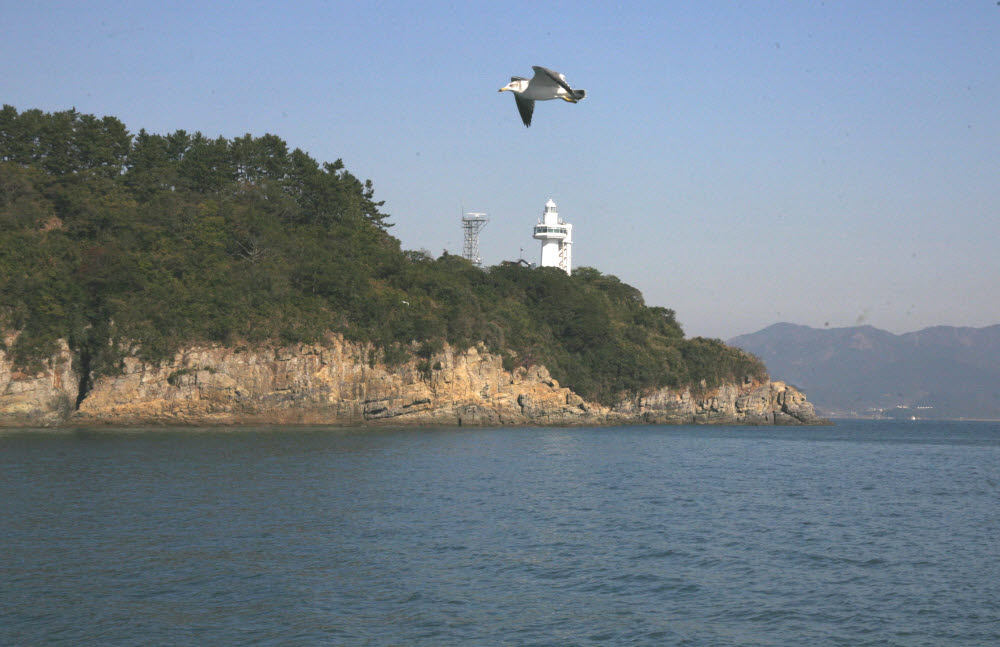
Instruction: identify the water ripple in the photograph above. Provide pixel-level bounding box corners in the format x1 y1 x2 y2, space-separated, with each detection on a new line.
2 421 999 646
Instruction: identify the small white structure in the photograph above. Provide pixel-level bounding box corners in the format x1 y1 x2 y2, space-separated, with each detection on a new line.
532 199 572 275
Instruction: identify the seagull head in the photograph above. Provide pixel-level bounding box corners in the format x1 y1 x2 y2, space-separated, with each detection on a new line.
498 79 527 94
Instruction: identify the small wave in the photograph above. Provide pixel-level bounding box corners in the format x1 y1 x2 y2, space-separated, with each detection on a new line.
632 548 680 560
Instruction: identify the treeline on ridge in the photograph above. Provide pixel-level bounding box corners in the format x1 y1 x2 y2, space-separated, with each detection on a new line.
0 105 766 406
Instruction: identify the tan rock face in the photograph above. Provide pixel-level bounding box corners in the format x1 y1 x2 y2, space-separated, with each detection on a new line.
66 339 605 426
0 335 77 427
1 335 825 427
610 378 822 425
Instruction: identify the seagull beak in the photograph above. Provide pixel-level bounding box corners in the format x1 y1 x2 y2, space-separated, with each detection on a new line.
498 87 507 92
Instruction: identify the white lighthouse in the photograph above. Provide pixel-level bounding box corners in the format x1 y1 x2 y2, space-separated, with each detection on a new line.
532 199 573 275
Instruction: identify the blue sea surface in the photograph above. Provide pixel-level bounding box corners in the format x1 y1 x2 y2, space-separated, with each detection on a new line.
2 420 998 646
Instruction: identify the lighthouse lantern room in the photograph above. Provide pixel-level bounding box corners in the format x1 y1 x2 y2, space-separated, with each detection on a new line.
532 199 572 275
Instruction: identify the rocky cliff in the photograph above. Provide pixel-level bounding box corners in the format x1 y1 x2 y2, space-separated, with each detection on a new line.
1 335 825 427
0 335 78 427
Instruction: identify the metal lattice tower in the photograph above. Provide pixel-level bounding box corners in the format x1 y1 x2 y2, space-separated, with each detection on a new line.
461 212 489 266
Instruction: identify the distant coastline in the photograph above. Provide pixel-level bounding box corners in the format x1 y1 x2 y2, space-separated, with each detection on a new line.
729 323 1000 421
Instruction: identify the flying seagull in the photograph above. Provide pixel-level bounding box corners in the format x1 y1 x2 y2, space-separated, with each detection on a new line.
498 66 586 127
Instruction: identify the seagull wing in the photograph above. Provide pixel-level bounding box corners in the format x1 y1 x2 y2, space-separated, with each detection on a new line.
532 66 577 98
514 94 535 127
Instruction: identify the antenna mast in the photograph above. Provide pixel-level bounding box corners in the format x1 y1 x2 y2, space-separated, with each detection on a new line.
461 212 489 267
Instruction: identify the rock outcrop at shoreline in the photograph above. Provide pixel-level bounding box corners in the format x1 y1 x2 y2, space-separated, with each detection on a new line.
0 336 77 427
1 336 826 427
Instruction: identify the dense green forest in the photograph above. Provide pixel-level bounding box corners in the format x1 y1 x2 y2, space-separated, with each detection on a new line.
0 105 766 406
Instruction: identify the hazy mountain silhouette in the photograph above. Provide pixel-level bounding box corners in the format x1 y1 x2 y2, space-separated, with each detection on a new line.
727 323 1000 420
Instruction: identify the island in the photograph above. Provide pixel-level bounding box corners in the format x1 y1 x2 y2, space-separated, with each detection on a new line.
0 105 824 427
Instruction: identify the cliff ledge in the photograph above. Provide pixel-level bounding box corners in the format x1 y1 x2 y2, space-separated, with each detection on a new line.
1 336 826 427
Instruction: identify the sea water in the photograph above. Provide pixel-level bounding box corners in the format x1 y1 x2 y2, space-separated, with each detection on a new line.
2 420 998 646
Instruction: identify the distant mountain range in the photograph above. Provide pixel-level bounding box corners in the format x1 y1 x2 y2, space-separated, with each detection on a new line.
727 323 1000 420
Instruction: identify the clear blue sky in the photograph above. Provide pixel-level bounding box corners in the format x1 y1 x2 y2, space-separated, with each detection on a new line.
4 1 998 339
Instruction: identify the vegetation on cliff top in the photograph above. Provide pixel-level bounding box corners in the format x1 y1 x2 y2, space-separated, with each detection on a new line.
0 105 766 405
